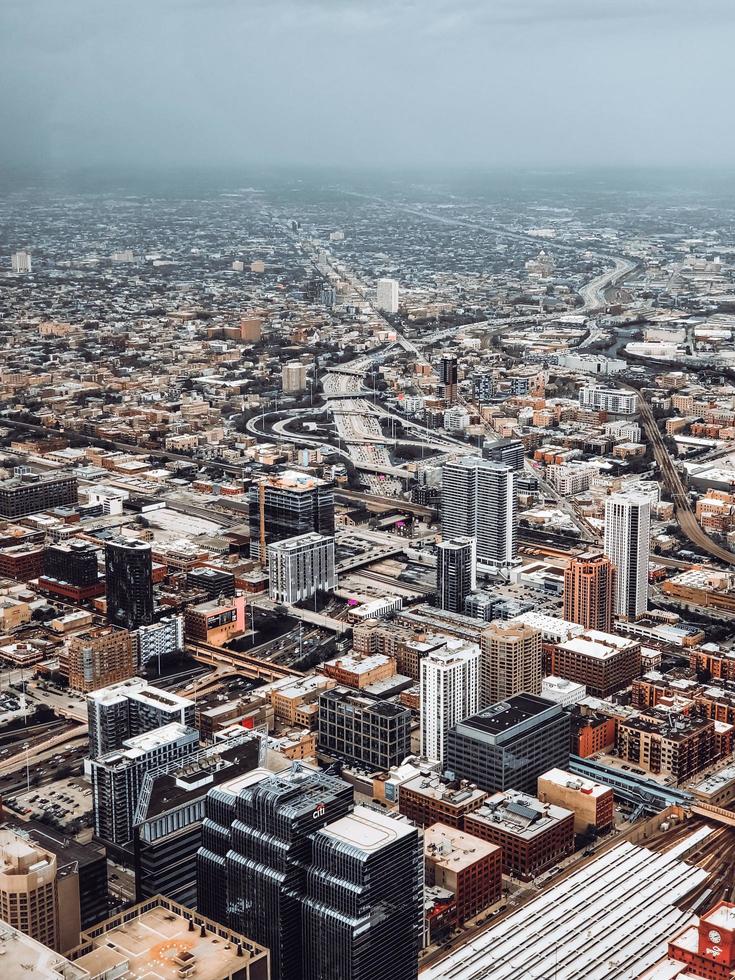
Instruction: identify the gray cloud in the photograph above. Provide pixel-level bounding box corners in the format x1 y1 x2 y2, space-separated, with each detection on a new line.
1 0 733 173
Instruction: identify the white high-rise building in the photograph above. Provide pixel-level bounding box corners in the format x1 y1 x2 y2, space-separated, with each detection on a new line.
11 250 32 273
376 277 399 313
282 361 308 393
420 639 480 765
441 457 517 570
604 493 651 621
268 532 336 605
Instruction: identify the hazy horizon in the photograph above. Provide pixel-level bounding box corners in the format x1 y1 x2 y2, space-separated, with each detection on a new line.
2 0 735 175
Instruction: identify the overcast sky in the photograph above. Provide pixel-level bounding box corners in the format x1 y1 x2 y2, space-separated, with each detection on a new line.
1 0 734 174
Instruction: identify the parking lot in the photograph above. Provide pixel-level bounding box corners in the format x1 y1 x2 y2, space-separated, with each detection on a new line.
6 774 93 828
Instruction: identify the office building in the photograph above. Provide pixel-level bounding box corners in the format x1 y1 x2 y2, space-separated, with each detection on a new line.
268 532 336 605
134 733 264 908
0 471 77 519
67 896 270 980
541 675 587 707
318 687 411 770
303 806 422 980
10 250 32 273
483 438 525 472
133 614 184 670
420 640 480 764
87 676 195 758
424 823 502 927
436 537 476 613
40 540 103 601
579 386 638 414
376 277 399 313
90 722 198 854
537 768 614 835
564 552 615 632
188 566 236 598
464 789 575 879
546 629 641 699
439 354 458 404
281 361 308 393
105 538 154 630
248 470 334 561
0 830 63 951
184 594 247 644
444 694 571 795
604 494 651 620
441 457 517 570
198 767 354 980
480 620 542 707
67 625 135 693
398 771 487 829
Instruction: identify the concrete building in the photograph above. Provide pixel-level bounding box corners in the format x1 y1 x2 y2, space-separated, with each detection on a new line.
424 823 502 927
248 470 334 561
68 896 270 980
464 789 575 879
480 620 542 708
0 472 77 519
437 537 476 614
376 277 399 313
321 650 396 689
318 688 411 770
67 626 135 693
439 354 458 404
398 772 487 829
441 458 517 571
579 386 638 415
90 722 199 854
444 694 571 796
281 361 308 393
267 532 336 605
87 676 195 759
0 830 63 952
541 675 587 707
10 250 32 273
537 768 614 835
546 629 642 699
133 614 184 670
184 594 246 645
563 552 615 633
420 639 481 765
604 494 651 621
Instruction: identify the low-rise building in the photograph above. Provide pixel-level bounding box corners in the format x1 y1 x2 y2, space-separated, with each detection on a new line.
464 789 575 880
537 767 614 835
424 823 502 928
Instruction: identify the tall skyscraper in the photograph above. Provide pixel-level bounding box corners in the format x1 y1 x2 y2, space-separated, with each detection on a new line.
376 277 399 313
439 354 458 404
10 250 32 273
564 551 616 632
420 640 481 764
303 806 422 980
604 493 651 621
441 457 517 570
268 531 336 604
198 767 354 980
248 470 334 561
436 536 476 613
479 620 542 707
104 538 154 630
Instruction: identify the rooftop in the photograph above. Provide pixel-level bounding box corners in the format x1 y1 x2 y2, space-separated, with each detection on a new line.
425 822 500 873
70 896 269 980
320 804 415 853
